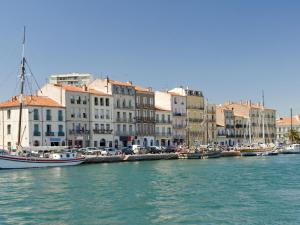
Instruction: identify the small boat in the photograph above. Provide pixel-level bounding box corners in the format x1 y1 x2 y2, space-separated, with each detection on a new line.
0 150 85 169
261 150 279 156
281 144 300 154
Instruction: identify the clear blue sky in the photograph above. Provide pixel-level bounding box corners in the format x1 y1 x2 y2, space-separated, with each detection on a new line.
0 0 300 116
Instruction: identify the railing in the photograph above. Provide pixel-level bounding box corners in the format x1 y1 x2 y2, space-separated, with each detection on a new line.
69 129 90 135
136 117 155 123
115 131 135 136
115 105 135 109
155 132 172 137
188 118 203 123
156 120 172 124
58 131 65 136
173 113 186 117
33 131 41 136
93 129 113 134
173 124 186 129
45 131 54 136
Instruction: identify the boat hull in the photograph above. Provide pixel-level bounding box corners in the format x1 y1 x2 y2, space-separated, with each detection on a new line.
0 155 85 169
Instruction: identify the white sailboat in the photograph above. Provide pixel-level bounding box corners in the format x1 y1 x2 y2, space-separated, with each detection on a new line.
0 27 85 169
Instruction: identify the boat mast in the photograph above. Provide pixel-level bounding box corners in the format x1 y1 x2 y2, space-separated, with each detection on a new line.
291 107 293 143
262 90 265 144
17 27 26 149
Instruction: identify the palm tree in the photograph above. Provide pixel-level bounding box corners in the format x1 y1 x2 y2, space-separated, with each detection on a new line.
285 129 300 143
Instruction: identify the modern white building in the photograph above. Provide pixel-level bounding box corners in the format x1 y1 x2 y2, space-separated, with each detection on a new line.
49 73 93 86
0 95 66 149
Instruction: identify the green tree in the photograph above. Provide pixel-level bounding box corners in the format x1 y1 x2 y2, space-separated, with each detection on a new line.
285 129 300 143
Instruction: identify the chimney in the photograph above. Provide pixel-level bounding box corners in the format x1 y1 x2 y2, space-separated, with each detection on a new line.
82 85 88 91
128 81 133 85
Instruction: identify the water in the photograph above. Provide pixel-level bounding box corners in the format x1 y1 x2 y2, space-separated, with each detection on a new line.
1 155 300 225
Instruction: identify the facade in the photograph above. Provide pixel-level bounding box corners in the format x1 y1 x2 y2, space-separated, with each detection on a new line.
216 106 235 146
38 84 113 148
168 92 187 145
135 86 155 147
88 78 136 148
155 107 172 147
205 103 217 144
220 101 276 144
49 73 93 86
0 96 66 149
276 115 300 143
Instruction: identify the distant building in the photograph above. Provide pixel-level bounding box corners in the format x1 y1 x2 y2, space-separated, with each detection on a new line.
135 86 155 147
49 73 93 86
276 115 300 143
155 107 172 147
0 95 66 149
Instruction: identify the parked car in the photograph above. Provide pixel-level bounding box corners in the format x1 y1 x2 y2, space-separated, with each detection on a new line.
103 147 117 156
146 146 162 154
163 146 176 153
121 147 134 155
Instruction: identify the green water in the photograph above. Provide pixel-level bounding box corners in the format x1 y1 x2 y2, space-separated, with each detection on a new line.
1 155 300 225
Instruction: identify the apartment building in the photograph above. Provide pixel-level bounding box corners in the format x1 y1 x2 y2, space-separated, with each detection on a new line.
205 103 217 144
88 78 136 148
135 86 155 147
276 115 300 143
38 84 113 148
155 107 172 147
49 73 93 86
0 96 66 149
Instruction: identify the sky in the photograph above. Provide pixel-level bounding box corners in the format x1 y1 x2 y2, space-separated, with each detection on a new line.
0 0 300 117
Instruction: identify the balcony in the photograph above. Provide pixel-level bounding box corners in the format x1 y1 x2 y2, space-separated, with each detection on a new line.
115 105 135 110
156 119 172 124
173 124 186 129
33 131 41 136
188 118 203 123
58 131 65 136
45 131 54 136
173 113 186 117
155 132 172 137
93 129 113 134
115 131 135 136
69 129 90 135
116 118 135 123
136 117 155 123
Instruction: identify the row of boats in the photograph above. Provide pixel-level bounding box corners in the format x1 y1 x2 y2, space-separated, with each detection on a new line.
240 144 300 156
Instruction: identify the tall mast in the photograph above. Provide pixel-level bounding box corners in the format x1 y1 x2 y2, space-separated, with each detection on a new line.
262 90 265 144
17 26 26 149
291 107 293 143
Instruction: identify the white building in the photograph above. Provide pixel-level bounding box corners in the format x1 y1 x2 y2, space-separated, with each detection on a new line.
49 73 93 86
155 107 172 147
38 84 113 148
89 78 136 148
277 115 300 143
0 95 66 149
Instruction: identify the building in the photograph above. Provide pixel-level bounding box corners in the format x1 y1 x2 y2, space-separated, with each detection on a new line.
216 106 235 146
0 95 66 149
88 78 136 148
222 101 276 144
135 86 155 147
205 103 217 144
38 84 113 148
168 91 187 145
155 107 172 147
276 115 300 143
49 73 93 86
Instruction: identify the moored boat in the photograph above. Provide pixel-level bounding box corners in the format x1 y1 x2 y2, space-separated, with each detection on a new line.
281 144 300 154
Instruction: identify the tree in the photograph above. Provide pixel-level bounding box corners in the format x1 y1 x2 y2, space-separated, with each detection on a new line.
285 129 300 143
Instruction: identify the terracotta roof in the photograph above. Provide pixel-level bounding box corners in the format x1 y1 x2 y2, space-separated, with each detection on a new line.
277 116 300 126
109 80 133 87
167 91 184 97
155 106 171 112
55 84 110 96
134 86 153 93
0 96 63 108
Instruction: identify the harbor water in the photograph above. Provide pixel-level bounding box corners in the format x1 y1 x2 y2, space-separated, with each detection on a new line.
1 155 300 225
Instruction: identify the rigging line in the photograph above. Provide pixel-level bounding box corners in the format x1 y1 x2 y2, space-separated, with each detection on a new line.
25 74 33 96
25 60 43 94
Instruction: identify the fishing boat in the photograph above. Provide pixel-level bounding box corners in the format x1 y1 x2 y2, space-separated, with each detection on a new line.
0 28 85 169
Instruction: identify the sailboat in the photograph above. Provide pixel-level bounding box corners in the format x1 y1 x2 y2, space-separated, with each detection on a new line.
0 28 85 169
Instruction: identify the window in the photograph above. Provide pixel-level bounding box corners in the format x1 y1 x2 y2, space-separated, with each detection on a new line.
105 98 109 106
33 109 39 120
137 96 140 105
58 110 63 121
123 124 126 132
129 100 132 108
129 113 132 122
83 108 87 118
76 96 81 104
143 97 147 104
7 124 11 135
94 97 98 106
106 110 110 119
71 108 75 118
106 124 110 131
7 110 11 119
122 99 126 108
82 96 87 104
100 98 104 106
59 125 63 132
129 125 133 133
117 124 121 132
70 96 75 104
100 109 104 119
116 99 120 108
123 112 126 120
47 124 52 132
46 109 51 121
149 98 153 105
